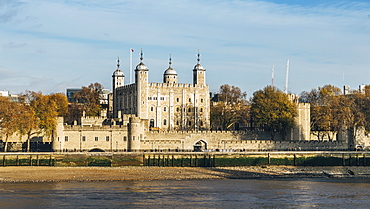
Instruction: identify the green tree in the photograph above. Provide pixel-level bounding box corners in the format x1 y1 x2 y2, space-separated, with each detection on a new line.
210 84 249 130
250 86 297 140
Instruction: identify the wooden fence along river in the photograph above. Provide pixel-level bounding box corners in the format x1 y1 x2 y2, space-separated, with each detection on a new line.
143 152 370 167
0 152 369 167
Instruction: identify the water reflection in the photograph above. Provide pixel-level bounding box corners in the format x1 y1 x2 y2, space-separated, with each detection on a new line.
0 179 369 208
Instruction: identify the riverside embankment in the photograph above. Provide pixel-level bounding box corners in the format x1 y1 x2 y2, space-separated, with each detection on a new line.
0 151 369 167
0 151 370 182
0 166 370 182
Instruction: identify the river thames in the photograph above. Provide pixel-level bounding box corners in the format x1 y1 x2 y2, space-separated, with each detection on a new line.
1 178 369 208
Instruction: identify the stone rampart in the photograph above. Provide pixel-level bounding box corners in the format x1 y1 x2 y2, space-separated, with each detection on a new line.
141 131 348 152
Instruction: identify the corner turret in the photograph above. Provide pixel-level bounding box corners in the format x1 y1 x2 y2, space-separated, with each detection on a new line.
193 50 206 85
112 57 125 118
135 49 149 119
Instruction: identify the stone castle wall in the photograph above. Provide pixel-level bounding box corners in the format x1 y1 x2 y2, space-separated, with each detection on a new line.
1 115 352 152
51 116 349 152
141 131 347 152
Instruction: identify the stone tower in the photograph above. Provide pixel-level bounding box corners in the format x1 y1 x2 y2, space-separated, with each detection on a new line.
112 57 124 118
193 50 206 85
135 50 149 119
128 117 142 151
163 55 178 84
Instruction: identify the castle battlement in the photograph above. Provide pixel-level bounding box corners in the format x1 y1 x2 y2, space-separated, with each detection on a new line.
149 82 195 88
116 83 135 91
64 124 127 130
146 82 208 89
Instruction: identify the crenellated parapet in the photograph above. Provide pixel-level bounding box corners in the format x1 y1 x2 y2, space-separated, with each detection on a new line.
63 124 128 131
116 83 135 91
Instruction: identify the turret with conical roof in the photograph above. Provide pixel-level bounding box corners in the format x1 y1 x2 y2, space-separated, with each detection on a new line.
112 57 125 118
112 56 125 88
163 54 178 83
193 50 206 85
135 49 149 118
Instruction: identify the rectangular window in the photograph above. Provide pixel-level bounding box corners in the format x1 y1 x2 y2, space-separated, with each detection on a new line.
123 136 127 141
65 136 68 141
160 97 164 100
106 136 110 141
95 137 99 141
82 136 86 141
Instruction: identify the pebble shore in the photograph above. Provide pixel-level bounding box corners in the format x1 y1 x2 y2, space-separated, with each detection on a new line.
0 166 370 182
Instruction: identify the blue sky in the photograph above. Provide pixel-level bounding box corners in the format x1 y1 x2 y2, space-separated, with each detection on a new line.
1 0 370 97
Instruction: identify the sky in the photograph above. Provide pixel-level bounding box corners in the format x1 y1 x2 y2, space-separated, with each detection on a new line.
1 0 370 97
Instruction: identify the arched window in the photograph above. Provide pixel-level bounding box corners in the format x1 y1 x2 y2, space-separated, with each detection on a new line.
163 119 167 126
163 106 167 112
150 106 154 111
188 108 191 112
150 119 155 128
200 108 203 112
176 107 180 112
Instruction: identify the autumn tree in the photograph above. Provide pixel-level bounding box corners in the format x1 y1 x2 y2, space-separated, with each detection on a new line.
357 85 370 132
298 84 365 141
210 84 249 130
72 82 103 117
49 93 69 117
0 91 68 152
250 86 297 140
18 91 69 151
16 103 39 152
0 97 20 151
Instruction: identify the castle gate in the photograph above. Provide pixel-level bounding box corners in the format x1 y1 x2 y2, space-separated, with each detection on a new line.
194 140 207 152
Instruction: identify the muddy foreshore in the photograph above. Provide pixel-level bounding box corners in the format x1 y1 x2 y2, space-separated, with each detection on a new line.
0 166 369 183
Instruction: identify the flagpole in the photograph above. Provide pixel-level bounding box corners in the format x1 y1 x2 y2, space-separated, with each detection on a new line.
129 48 132 84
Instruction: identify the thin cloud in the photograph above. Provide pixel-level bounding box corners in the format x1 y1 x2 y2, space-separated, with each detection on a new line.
0 0 26 22
1 0 370 95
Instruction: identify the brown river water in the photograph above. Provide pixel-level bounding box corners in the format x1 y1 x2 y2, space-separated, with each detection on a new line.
0 178 369 208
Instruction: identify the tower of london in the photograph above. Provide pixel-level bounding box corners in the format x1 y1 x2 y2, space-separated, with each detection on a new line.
112 50 210 131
